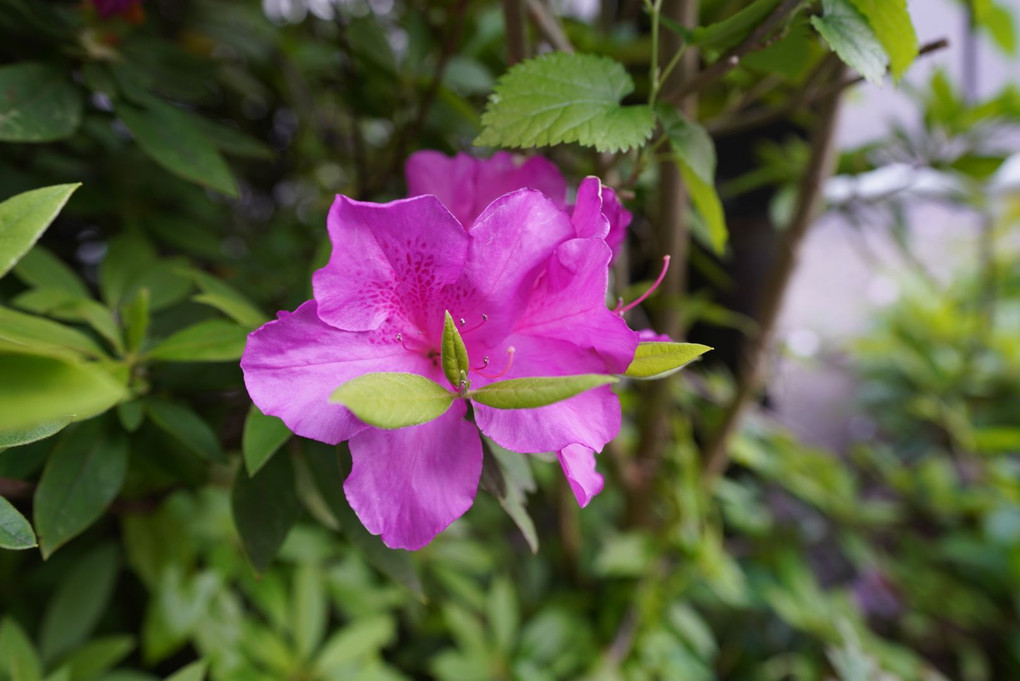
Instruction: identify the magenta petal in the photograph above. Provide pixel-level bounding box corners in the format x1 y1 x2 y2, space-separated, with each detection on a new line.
312 194 468 332
344 400 482 550
558 444 604 507
474 385 621 454
637 328 672 343
601 186 632 257
571 177 611 241
241 300 439 445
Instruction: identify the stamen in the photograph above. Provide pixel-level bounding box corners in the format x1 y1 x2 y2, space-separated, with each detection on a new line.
475 346 516 379
616 255 671 315
459 313 488 335
472 356 490 371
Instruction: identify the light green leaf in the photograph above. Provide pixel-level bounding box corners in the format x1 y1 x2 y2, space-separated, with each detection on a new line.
164 661 207 681
13 289 124 354
811 0 888 84
624 342 712 379
468 374 618 409
441 311 470 389
688 0 783 49
34 421 128 558
117 100 238 197
145 398 226 463
243 405 291 476
0 496 36 550
125 288 150 353
177 267 267 329
0 62 82 142
0 354 127 433
846 0 918 79
487 577 519 655
0 307 106 359
659 106 716 183
981 2 1017 55
60 636 134 681
146 320 248 362
0 617 43 681
475 53 655 153
680 159 728 254
292 564 327 662
314 615 395 671
232 451 300 573
330 373 455 429
13 246 89 298
0 184 80 279
0 421 70 449
40 543 120 663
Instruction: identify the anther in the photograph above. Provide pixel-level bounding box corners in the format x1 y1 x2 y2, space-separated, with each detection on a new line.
460 313 488 335
615 255 671 315
475 346 516 380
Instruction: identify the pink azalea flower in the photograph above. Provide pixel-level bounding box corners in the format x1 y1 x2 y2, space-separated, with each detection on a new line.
241 179 640 550
406 150 632 258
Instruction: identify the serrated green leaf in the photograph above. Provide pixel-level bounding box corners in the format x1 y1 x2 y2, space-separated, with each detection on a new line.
0 62 82 142
846 0 918 79
0 354 127 433
812 0 888 84
145 398 226 463
0 307 106 360
475 53 655 153
688 0 783 49
0 184 80 279
40 543 120 663
441 311 470 389
330 373 455 429
164 661 207 681
117 100 238 197
0 496 36 550
468 374 617 409
659 106 716 183
0 617 43 681
625 342 712 379
243 405 291 476
13 246 89 298
146 320 248 362
680 159 728 254
232 451 300 573
34 421 128 558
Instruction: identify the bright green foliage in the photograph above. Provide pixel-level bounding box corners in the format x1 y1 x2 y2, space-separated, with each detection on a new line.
164 661 207 681
847 0 919 78
625 342 713 379
14 246 90 298
330 373 455 429
0 496 36 550
0 63 81 142
475 53 655 152
468 375 618 409
680 162 728 254
441 311 471 390
0 184 79 279
812 0 889 84
146 320 249 362
242 405 291 476
0 307 106 359
688 0 783 49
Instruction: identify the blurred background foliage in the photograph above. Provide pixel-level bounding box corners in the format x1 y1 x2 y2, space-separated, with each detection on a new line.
1 0 1019 679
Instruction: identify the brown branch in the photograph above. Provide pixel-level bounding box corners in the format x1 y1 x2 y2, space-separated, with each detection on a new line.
504 0 527 65
525 0 574 53
666 0 805 103
701 63 849 484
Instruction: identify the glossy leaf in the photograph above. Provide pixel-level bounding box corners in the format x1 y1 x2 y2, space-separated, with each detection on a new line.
812 0 888 84
0 184 80 279
624 342 713 379
468 374 617 409
0 496 36 550
441 311 470 389
330 373 455 429
232 450 300 573
34 422 128 558
476 53 655 153
242 404 291 476
146 320 248 362
0 62 82 142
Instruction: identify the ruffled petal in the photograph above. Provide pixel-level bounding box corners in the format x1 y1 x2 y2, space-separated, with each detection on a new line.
601 185 632 257
312 194 468 332
344 400 482 550
558 444 604 507
241 300 440 445
570 177 611 241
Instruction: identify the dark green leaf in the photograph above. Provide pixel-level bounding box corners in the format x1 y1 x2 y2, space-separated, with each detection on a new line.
689 0 783 49
475 53 655 152
145 398 225 463
146 320 248 362
12 245 89 298
177 267 267 329
232 450 300 573
625 342 712 379
34 421 128 558
0 616 42 681
811 0 888 84
117 100 238 197
330 373 455 429
39 544 120 663
468 374 618 409
0 62 82 142
0 184 80 279
483 440 538 552
659 106 716 183
61 636 134 681
242 404 291 476
0 496 36 550
192 117 275 160
846 0 918 78
441 311 470 389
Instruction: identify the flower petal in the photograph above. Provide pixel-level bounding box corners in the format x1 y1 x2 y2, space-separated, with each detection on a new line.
241 300 440 445
558 444 604 507
570 177 611 241
344 400 482 550
601 185 632 257
313 194 468 332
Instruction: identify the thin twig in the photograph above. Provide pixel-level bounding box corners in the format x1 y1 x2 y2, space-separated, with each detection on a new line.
701 63 849 484
525 0 574 53
665 0 804 103
504 0 527 65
